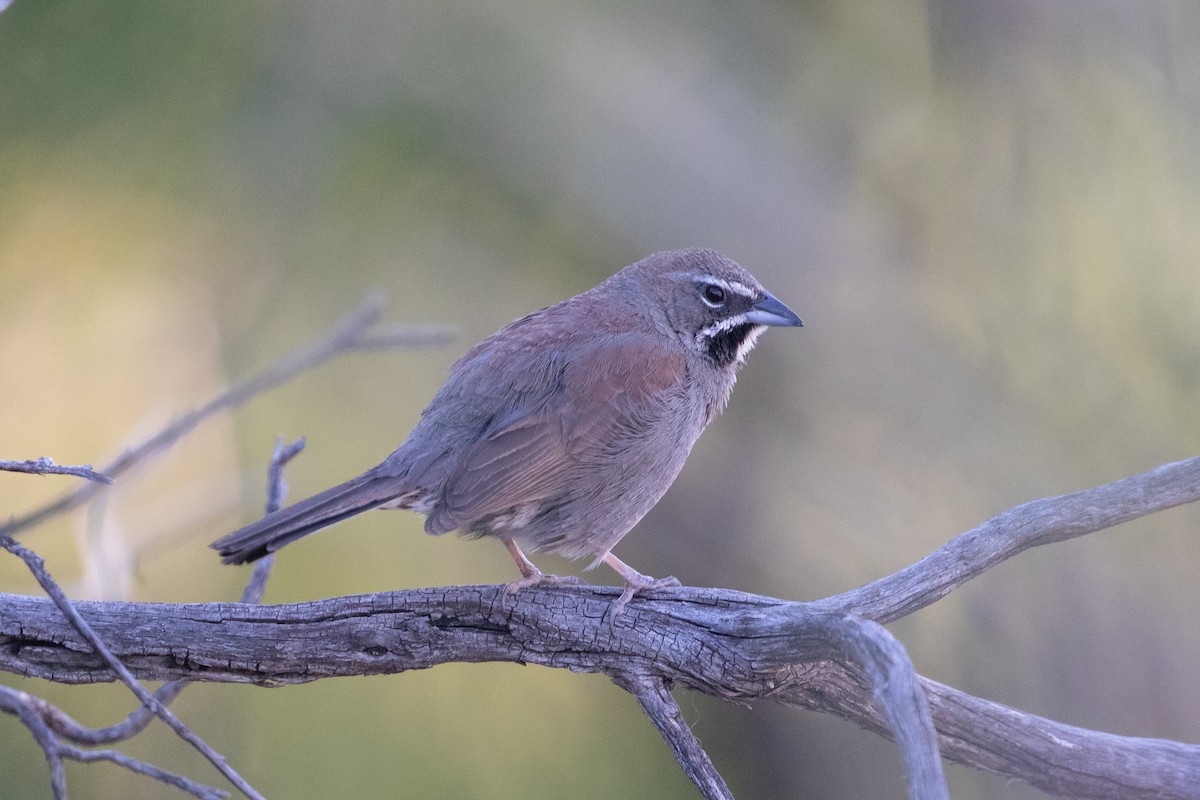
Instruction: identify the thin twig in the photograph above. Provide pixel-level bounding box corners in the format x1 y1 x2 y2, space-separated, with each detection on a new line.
28 682 188 746
0 536 265 800
241 436 305 604
265 436 307 516
0 294 453 538
0 686 228 800
63 745 227 800
0 457 113 484
0 436 308 798
4 684 69 799
0 296 445 796
616 673 734 800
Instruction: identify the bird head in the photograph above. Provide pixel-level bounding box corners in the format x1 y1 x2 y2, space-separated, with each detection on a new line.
614 248 803 368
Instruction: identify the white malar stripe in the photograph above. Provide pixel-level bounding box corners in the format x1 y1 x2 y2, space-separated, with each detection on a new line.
698 313 748 340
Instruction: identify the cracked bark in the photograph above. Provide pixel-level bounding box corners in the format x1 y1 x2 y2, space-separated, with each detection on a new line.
4 379 1199 799
3 578 1198 799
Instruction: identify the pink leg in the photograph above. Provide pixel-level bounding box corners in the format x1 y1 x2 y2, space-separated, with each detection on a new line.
601 552 681 618
500 539 583 602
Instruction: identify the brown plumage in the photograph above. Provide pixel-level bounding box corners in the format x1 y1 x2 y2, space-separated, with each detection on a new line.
212 248 801 611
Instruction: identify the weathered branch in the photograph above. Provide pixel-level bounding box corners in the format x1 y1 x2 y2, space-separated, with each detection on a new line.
5 457 1199 798
0 458 113 484
0 437 307 798
818 455 1200 623
1 283 1195 798
617 672 735 800
2 579 1197 799
1 536 262 799
0 293 454 539
0 686 225 800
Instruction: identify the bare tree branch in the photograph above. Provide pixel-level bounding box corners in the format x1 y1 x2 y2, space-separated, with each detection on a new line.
0 536 264 799
11 681 189 747
819 616 946 800
238 436 305 605
0 458 113 484
0 437 306 798
0 688 229 800
816 455 1200 623
0 290 452 798
2 290 1195 797
0 293 454 539
4 457 1197 799
917 677 1200 799
2 579 1197 799
4 682 71 799
617 673 735 800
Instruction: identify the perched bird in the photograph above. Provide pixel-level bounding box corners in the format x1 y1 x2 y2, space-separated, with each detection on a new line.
213 248 802 612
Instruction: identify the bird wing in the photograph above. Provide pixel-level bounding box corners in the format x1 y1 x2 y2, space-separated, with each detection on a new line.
425 333 683 534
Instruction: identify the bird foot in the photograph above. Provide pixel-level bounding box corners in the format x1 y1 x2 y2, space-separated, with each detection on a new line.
607 573 681 621
598 551 681 621
501 569 585 609
499 539 585 609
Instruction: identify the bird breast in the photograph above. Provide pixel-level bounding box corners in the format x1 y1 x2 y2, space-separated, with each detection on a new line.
384 324 730 561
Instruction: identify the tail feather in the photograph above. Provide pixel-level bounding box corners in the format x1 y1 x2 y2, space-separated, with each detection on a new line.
212 470 406 564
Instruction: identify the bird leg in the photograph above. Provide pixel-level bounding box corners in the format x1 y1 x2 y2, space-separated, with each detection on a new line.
500 539 583 602
602 552 681 618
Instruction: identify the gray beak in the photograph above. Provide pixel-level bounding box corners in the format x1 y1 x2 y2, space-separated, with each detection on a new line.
745 291 803 327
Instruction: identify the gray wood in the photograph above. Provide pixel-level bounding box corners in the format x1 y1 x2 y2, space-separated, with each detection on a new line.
5 456 1199 799
3 580 1197 799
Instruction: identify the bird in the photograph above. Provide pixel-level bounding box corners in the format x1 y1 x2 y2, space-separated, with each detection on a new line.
212 248 802 614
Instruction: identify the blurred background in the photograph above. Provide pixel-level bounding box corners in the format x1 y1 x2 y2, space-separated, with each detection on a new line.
2 1 1199 797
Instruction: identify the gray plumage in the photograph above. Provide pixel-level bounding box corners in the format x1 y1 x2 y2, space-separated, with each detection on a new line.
212 248 801 600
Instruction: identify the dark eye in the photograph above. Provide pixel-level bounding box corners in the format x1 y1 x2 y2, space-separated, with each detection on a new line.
702 284 726 305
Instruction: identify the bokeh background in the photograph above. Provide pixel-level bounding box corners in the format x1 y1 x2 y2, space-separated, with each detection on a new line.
3 1 1199 798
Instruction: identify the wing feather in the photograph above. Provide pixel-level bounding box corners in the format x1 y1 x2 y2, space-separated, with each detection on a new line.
424 333 683 534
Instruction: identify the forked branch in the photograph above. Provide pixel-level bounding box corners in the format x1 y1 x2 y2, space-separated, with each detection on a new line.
0 294 452 798
3 457 1199 798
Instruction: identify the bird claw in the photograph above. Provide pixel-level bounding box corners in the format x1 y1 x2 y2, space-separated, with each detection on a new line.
607 573 681 622
500 570 585 610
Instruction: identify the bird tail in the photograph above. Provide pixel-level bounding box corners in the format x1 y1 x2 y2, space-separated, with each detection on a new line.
211 469 408 564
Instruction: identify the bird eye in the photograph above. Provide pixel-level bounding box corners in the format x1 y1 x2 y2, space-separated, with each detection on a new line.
702 284 726 306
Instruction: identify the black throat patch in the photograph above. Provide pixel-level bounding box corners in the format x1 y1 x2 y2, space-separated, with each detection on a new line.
705 323 759 368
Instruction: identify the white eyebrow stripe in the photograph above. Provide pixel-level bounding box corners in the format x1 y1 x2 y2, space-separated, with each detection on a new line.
675 273 758 299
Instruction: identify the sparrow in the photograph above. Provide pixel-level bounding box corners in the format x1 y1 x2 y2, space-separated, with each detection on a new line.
213 248 802 613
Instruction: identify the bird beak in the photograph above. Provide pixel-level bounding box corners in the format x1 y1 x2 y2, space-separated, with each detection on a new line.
745 292 803 327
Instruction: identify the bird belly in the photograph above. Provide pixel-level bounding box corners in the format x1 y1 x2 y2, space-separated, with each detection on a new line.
470 502 543 535
500 411 706 561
